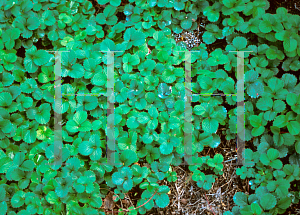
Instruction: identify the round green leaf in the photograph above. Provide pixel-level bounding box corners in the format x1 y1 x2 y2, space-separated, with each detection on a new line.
155 193 169 208
256 97 273 111
202 118 218 134
27 17 40 30
260 193 276 210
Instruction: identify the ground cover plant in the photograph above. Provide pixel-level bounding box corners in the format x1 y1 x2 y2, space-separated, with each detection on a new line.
0 0 300 214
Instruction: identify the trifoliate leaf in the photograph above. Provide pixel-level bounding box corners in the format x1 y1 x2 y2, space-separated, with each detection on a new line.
35 103 51 124
124 27 146 48
33 50 51 66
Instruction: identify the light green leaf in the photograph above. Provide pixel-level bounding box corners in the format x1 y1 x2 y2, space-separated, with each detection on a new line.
202 118 218 134
46 191 59 204
283 37 297 52
155 193 169 208
33 50 51 66
249 115 261 127
0 201 7 215
73 111 88 125
251 202 262 215
287 121 300 135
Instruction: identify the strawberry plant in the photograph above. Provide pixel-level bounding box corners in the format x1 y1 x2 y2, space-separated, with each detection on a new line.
0 0 300 214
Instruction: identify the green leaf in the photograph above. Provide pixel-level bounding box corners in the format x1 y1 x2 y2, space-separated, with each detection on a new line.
204 5 220 22
271 159 283 169
78 141 94 156
247 81 264 98
233 192 248 207
0 157 13 173
11 191 25 208
232 36 247 50
27 16 40 30
46 191 59 204
267 148 279 160
287 121 300 135
155 193 169 208
66 120 79 133
2 28 20 49
273 100 285 113
251 126 265 137
124 27 146 48
120 150 137 166
127 116 139 129
33 50 51 66
0 92 12 107
259 20 272 33
256 97 273 111
74 111 88 125
181 19 192 29
260 154 270 166
266 47 277 60
157 51 169 63
277 197 292 210
35 103 51 124
0 201 7 215
249 115 261 127
138 112 150 124
43 10 56 26
260 193 276 210
19 160 35 171
251 202 262 214
283 37 297 52
112 172 124 185
290 60 300 71
123 179 133 191
214 154 223 163
286 93 297 106
273 115 287 128
110 0 121 7
92 72 106 86
202 31 216 44
0 187 6 202
202 118 218 133
296 141 300 154
160 142 173 155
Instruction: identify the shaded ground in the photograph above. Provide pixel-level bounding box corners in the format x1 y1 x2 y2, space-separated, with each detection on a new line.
266 0 300 15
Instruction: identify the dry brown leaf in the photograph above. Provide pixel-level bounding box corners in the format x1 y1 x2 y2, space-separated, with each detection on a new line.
180 199 188 205
103 191 115 210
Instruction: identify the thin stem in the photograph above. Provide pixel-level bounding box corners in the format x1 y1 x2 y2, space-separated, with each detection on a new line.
205 192 216 215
